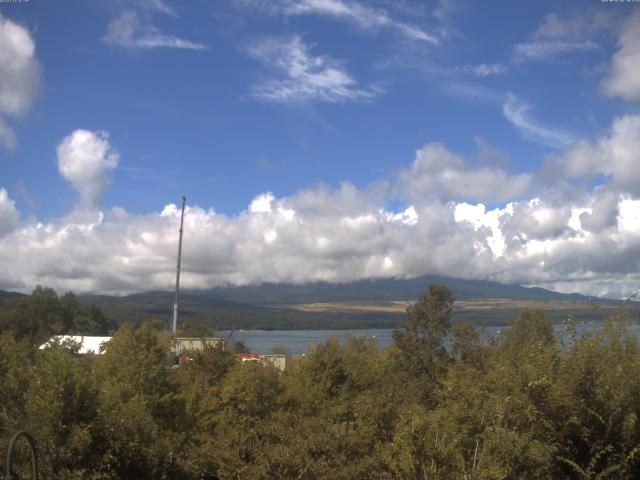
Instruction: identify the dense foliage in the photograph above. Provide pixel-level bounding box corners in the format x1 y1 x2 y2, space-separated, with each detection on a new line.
2 285 640 478
0 287 115 344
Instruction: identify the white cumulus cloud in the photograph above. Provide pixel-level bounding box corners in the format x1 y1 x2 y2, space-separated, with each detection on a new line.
396 142 532 203
0 12 41 150
549 114 640 194
57 130 120 206
0 188 19 235
603 11 640 101
0 118 16 151
2 184 639 298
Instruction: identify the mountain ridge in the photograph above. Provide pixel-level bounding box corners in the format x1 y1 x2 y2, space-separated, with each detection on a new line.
198 275 600 305
2 276 631 330
0 275 610 304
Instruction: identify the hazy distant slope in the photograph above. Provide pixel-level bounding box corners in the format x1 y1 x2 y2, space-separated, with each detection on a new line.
0 290 26 301
78 290 403 330
79 290 270 324
4 275 626 330
203 275 596 305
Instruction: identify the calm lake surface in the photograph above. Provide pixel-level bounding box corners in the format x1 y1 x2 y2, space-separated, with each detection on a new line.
219 322 640 356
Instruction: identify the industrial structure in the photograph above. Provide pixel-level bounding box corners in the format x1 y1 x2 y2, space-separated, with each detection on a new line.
237 353 290 371
167 196 228 363
172 195 186 334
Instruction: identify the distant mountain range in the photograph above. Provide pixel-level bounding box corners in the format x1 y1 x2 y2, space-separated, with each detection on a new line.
200 275 598 304
2 275 634 330
0 290 26 301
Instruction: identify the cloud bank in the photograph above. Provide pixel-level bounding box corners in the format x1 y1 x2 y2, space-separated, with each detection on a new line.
1 121 640 298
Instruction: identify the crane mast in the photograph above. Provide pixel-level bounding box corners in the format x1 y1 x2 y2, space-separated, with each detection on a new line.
172 196 186 334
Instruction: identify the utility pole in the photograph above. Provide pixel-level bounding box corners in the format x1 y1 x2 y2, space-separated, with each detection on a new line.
172 196 186 335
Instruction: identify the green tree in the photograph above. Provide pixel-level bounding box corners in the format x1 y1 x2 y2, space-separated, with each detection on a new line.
92 323 190 479
0 287 65 343
24 344 99 479
503 308 554 352
452 322 485 367
0 336 37 457
0 287 114 343
548 308 640 478
73 303 114 335
210 362 285 479
392 284 453 402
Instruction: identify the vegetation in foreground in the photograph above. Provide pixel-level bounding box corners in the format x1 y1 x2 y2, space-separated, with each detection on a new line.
1 285 640 478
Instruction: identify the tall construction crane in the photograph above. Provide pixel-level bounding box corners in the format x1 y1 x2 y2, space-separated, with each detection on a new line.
172 196 186 334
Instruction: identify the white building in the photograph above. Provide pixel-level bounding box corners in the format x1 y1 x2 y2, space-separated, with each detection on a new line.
174 337 224 354
39 335 111 354
237 353 290 371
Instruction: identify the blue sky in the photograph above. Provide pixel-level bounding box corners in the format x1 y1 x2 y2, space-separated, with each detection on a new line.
1 0 640 297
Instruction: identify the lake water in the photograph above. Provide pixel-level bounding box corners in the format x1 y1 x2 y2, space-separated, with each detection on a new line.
219 322 640 356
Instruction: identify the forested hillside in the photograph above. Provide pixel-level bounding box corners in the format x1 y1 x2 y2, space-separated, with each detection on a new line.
2 285 640 478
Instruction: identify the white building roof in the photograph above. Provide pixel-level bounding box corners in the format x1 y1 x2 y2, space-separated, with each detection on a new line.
39 335 112 354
